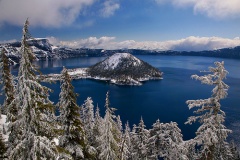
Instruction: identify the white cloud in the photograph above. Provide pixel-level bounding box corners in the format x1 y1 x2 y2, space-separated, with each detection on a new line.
168 36 240 51
100 0 120 17
47 36 59 46
155 0 240 19
0 39 17 44
49 36 240 51
54 36 116 48
193 0 240 19
0 0 95 27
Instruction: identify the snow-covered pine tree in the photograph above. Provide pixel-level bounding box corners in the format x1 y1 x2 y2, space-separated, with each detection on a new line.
185 61 232 159
129 124 138 159
0 48 19 156
116 115 123 133
119 122 131 160
229 140 240 160
81 97 95 145
9 19 58 160
117 115 125 160
148 119 165 159
131 117 150 159
161 122 187 160
0 131 7 159
0 48 16 115
97 91 121 160
58 67 92 159
116 115 124 158
91 105 103 154
184 139 198 160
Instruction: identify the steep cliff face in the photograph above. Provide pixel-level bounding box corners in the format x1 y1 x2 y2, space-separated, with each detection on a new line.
0 38 55 64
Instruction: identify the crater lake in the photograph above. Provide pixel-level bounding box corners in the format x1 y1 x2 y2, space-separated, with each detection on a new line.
8 55 240 146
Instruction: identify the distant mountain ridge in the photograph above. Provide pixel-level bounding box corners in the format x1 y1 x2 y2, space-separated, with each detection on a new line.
0 38 54 64
1 38 240 64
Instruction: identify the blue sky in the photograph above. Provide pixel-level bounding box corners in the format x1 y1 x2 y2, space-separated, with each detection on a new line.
1 0 240 51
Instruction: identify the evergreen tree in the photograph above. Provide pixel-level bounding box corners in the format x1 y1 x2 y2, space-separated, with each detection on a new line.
117 115 125 160
58 67 89 159
0 131 7 159
9 19 58 160
161 122 187 160
229 140 240 160
0 48 19 155
116 115 123 134
116 115 124 158
131 117 150 160
185 61 232 159
0 48 16 115
97 91 121 160
81 97 95 145
119 122 131 160
184 139 198 160
129 124 138 159
92 105 103 154
148 119 165 159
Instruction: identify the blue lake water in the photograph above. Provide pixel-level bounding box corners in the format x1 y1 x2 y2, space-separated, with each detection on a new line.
9 55 240 144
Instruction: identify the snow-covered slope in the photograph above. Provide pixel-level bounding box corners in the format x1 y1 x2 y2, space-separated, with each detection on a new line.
88 53 162 85
0 38 55 64
102 53 141 70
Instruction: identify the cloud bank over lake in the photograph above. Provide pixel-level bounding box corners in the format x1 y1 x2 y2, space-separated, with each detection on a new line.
48 36 240 51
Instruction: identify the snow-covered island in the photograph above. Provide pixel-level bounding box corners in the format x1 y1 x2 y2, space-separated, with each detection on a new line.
42 53 163 85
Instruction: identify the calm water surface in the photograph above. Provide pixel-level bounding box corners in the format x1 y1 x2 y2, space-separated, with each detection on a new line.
10 55 240 144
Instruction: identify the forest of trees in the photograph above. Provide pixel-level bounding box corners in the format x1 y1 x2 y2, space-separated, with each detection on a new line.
0 19 239 160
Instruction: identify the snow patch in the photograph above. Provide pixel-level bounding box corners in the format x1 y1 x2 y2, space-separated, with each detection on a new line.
28 38 47 41
103 53 141 70
52 46 59 50
68 68 87 76
0 115 9 141
53 138 59 145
